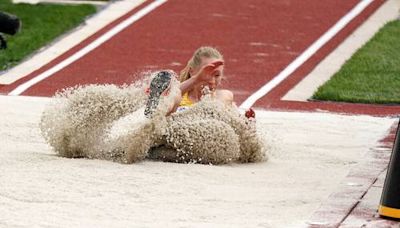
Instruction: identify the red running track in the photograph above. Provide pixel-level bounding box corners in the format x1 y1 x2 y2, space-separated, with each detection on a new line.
1 0 399 116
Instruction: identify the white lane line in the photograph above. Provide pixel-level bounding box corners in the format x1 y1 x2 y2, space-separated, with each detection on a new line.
239 0 374 110
9 0 167 96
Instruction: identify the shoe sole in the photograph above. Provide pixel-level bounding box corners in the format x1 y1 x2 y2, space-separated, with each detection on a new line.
144 71 172 117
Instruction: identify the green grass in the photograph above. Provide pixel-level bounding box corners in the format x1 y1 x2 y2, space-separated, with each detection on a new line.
0 0 96 71
312 20 400 104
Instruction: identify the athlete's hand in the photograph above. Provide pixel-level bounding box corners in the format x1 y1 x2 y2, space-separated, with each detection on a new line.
245 108 255 119
193 60 224 84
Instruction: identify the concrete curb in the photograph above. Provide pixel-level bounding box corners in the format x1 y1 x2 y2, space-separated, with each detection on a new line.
307 121 400 227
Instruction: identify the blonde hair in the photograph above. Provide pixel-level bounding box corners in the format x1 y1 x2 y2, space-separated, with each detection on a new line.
179 46 223 82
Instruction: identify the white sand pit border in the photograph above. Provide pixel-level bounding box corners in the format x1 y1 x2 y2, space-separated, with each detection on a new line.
0 95 396 227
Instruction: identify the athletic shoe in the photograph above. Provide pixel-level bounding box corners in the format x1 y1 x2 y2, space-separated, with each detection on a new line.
144 71 172 117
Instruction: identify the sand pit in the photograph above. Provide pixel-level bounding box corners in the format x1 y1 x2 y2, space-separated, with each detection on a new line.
39 76 266 165
0 95 395 227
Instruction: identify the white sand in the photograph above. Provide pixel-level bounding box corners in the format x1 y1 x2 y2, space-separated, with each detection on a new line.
0 95 395 227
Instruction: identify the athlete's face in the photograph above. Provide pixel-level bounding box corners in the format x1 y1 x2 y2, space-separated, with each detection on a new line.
193 57 224 91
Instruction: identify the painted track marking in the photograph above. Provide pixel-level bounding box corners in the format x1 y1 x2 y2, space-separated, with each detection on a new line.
239 0 373 110
8 0 167 96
